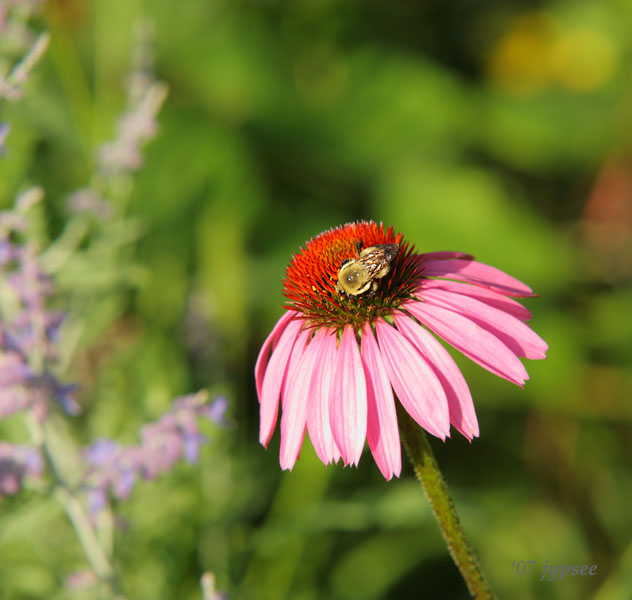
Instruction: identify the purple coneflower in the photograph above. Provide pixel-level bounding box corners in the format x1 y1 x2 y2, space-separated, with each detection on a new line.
255 221 547 479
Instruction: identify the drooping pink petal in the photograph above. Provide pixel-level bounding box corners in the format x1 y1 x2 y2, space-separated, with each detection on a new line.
281 328 310 409
361 323 401 480
420 251 474 261
329 325 367 466
255 311 299 399
404 300 529 386
306 328 341 465
279 328 319 470
393 312 479 440
420 288 548 359
421 258 534 297
422 279 532 322
259 317 304 447
375 319 450 440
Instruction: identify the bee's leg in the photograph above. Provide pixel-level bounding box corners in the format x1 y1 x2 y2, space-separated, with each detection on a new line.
354 240 363 256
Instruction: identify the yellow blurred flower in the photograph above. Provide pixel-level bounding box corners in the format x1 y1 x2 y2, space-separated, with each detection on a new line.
488 14 556 95
551 28 618 92
488 13 619 95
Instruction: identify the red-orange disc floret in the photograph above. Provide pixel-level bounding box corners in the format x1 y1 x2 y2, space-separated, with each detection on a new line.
283 221 421 329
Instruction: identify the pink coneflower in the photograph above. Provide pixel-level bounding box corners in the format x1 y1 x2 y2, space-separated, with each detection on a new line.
255 221 547 479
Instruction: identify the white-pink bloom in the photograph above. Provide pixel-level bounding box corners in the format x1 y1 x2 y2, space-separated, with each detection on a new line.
255 221 547 480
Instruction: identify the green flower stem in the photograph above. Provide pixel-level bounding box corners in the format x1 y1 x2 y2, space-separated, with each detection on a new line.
25 414 125 599
53 486 113 582
397 406 495 599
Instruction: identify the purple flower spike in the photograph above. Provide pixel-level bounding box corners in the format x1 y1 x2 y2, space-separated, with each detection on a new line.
0 442 44 498
86 487 109 514
81 392 226 513
66 190 113 219
0 123 9 155
97 82 166 176
203 396 229 425
1 192 78 421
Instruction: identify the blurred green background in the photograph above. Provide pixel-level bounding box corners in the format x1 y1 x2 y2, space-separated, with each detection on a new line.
1 0 632 599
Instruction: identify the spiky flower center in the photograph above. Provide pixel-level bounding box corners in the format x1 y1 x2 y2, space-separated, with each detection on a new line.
283 221 423 330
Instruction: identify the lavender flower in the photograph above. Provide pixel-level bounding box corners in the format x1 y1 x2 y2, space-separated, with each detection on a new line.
82 392 227 513
200 572 227 600
0 30 49 102
1 5 47 160
64 570 98 591
97 86 165 175
0 189 79 421
66 189 113 220
0 1 45 53
66 21 168 220
0 0 45 24
0 442 43 498
0 122 8 155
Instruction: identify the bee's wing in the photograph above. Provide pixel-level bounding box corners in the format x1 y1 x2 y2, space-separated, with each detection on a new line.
382 244 399 260
358 248 392 278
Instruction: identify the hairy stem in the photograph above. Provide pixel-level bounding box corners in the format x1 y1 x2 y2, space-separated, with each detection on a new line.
397 406 495 599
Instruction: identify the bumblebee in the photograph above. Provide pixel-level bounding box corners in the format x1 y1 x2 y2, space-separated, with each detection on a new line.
335 242 399 296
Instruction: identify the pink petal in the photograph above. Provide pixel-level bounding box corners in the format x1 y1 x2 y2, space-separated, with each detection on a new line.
329 325 367 466
393 312 479 440
422 279 532 322
375 319 450 440
420 288 548 359
259 317 304 447
306 328 341 465
255 311 299 400
404 300 529 386
421 258 534 297
279 328 318 470
361 323 401 480
420 251 474 261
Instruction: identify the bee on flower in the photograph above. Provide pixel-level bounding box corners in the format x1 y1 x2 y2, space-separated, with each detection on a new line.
255 221 547 479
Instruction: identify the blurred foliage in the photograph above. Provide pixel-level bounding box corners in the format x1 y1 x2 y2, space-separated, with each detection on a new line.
1 0 632 599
